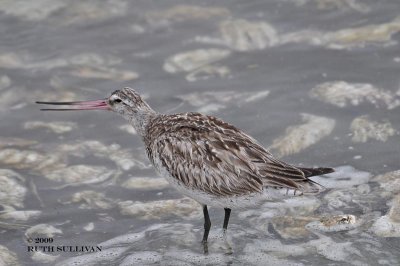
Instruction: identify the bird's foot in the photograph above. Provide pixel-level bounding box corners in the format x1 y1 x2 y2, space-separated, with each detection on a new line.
222 229 233 255
201 239 209 255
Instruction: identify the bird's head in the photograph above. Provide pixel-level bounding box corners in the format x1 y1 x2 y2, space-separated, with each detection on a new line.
36 87 156 135
37 87 151 113
107 87 153 119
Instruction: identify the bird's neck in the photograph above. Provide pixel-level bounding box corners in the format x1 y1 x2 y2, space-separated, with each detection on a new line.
128 108 157 137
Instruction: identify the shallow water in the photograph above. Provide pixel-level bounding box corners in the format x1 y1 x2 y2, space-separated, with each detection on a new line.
1 0 400 265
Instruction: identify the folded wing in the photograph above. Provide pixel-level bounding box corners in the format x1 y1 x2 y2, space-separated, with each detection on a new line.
149 114 327 197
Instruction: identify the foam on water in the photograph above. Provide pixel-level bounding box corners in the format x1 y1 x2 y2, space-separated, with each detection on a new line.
164 49 231 73
145 5 230 26
24 121 77 134
121 176 169 191
374 170 400 195
284 0 370 13
177 90 270 113
350 116 396 143
55 247 130 266
0 169 27 208
371 195 400 237
311 165 371 189
0 149 65 172
0 75 11 90
0 0 65 21
309 81 400 109
0 209 41 222
118 197 201 220
269 113 335 157
196 19 279 51
67 191 115 210
0 245 19 266
119 251 163 266
58 140 150 171
25 224 63 238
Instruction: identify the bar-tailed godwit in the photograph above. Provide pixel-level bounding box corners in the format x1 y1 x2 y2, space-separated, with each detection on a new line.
37 87 334 253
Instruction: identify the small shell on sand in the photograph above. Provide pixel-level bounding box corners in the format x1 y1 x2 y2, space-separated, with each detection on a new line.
350 116 396 143
118 198 201 220
309 81 400 109
306 214 358 232
269 113 335 157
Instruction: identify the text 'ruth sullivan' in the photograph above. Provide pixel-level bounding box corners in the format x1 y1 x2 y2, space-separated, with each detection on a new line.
27 245 102 253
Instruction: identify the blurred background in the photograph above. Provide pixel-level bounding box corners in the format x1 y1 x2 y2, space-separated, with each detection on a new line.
0 0 399 265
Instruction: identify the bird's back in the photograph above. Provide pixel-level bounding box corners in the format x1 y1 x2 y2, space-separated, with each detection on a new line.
144 112 331 201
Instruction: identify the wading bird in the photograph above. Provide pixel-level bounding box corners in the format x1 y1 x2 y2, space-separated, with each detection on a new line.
37 87 334 253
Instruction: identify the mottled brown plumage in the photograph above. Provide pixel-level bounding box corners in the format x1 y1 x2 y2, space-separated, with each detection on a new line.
144 112 330 198
37 87 334 253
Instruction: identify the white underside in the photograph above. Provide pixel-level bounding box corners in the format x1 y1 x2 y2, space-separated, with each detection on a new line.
153 157 302 209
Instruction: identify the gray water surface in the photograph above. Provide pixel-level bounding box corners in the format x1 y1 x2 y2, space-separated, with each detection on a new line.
1 0 400 265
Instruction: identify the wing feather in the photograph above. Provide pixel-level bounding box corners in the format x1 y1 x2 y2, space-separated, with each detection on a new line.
146 113 325 197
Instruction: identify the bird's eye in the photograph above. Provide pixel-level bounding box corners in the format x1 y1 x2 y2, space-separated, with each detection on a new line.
114 98 122 103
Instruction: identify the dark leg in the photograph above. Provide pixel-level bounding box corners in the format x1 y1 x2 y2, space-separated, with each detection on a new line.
202 205 211 254
202 205 211 243
223 208 231 231
223 208 233 254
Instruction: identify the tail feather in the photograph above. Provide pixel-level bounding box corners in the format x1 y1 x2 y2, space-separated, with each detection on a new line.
299 167 334 178
299 179 326 195
297 167 334 194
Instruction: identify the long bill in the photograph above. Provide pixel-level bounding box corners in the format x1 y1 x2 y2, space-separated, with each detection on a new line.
36 99 110 111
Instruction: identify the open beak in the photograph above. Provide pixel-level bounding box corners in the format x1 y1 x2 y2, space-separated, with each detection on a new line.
36 99 110 111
